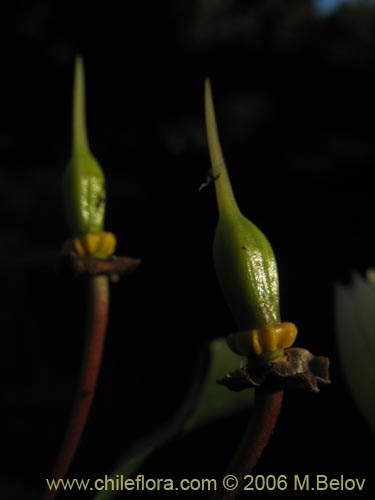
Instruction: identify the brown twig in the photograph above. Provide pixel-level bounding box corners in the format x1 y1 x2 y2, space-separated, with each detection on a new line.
211 386 283 500
213 346 330 499
42 275 109 500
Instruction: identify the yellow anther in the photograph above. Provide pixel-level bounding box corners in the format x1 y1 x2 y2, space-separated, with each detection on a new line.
73 231 117 258
96 232 117 257
262 326 278 352
83 233 101 255
279 322 298 349
251 322 297 357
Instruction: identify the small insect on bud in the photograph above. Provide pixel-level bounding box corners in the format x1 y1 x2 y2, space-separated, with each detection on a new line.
63 56 116 258
204 79 297 362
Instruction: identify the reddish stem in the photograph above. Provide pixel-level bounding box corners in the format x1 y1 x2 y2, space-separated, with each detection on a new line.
43 275 109 500
212 387 283 500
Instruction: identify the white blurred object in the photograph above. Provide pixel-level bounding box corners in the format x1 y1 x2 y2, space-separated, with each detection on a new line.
335 271 375 433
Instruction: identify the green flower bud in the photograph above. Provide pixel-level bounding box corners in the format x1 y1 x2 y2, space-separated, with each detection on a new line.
205 80 296 360
63 56 106 238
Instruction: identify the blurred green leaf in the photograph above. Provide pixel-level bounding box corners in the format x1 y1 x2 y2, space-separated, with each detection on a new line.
335 271 375 433
93 338 252 500
184 338 252 431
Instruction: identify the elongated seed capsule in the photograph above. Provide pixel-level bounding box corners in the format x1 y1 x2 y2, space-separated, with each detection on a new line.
205 80 296 360
63 56 106 238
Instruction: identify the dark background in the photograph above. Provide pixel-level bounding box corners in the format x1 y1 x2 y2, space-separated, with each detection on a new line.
0 1 373 499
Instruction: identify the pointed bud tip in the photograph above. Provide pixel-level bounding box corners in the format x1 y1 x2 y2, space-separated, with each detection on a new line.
64 57 106 237
204 77 239 217
72 54 90 156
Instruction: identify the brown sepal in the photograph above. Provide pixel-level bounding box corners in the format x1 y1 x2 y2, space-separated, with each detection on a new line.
219 347 330 393
60 241 141 282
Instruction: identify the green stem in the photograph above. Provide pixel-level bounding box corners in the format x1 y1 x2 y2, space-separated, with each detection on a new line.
42 275 110 500
211 387 283 500
204 79 240 218
73 56 90 156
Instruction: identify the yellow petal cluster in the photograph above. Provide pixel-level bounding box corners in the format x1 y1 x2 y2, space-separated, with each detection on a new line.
73 232 117 259
227 322 297 361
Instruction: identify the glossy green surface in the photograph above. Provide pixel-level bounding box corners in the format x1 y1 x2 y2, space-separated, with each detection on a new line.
63 56 106 237
205 80 280 331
